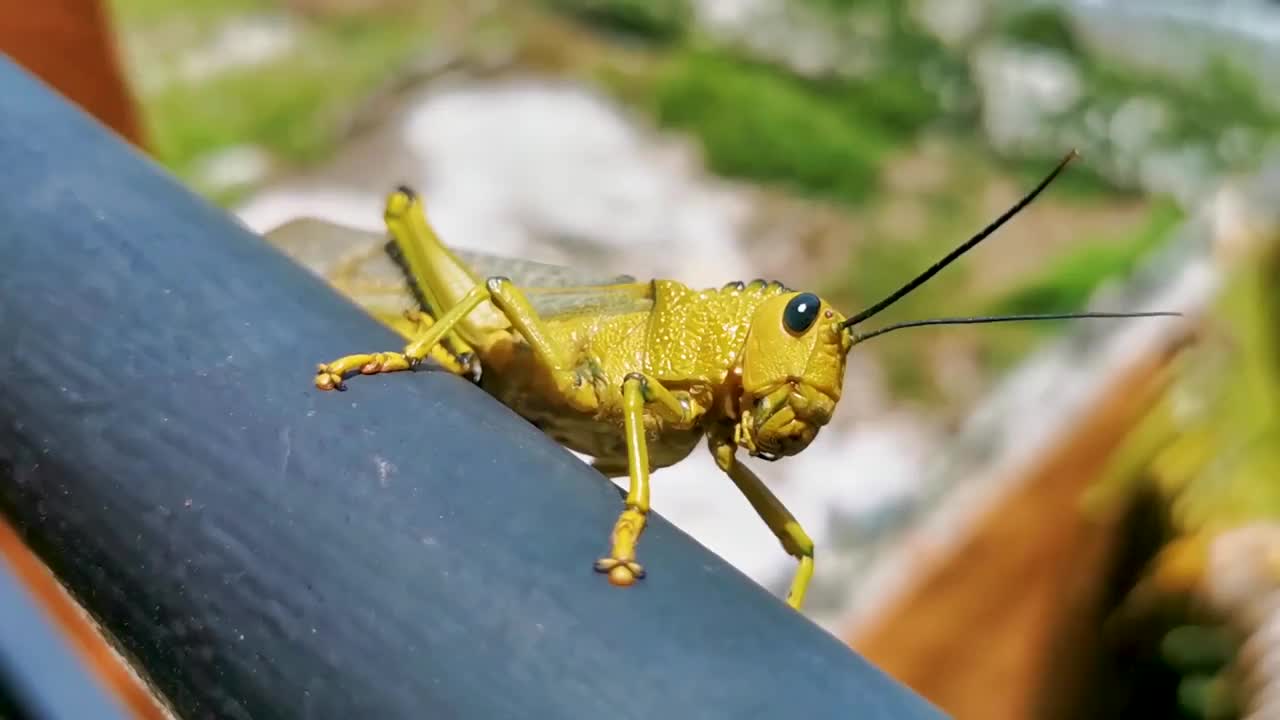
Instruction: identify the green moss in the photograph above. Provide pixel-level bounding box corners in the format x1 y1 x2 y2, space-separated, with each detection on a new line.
805 0 974 134
1007 154 1134 201
649 50 892 203
107 0 268 28
638 31 966 206
987 198 1183 317
590 0 972 207
997 6 1280 187
998 5 1080 55
1100 57 1277 147
544 0 690 43
138 15 428 190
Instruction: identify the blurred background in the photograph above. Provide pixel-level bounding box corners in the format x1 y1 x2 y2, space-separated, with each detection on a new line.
8 0 1280 718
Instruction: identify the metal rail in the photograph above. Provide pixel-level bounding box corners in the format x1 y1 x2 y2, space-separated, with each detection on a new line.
0 56 945 720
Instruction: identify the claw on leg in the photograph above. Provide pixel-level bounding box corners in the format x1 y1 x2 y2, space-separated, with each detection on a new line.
595 506 648 587
314 351 414 391
402 309 477 377
594 557 646 586
359 351 413 374
710 435 816 611
314 285 492 392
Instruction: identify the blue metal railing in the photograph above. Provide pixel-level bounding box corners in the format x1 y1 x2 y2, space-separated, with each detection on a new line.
0 55 946 720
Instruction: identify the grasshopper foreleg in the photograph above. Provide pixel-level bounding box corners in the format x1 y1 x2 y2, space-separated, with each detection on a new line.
594 372 698 587
710 434 815 610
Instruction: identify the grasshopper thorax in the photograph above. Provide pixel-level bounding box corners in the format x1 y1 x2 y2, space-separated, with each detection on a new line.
735 291 852 461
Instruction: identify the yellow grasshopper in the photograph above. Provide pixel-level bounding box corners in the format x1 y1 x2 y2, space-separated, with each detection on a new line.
276 150 1179 610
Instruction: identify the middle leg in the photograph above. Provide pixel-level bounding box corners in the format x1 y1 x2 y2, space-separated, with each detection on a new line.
594 372 698 586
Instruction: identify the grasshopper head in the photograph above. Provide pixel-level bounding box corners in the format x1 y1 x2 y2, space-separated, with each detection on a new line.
736 291 852 460
731 151 1183 459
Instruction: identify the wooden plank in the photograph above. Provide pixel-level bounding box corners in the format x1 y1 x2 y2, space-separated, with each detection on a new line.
0 516 172 719
0 547 135 720
846 336 1186 719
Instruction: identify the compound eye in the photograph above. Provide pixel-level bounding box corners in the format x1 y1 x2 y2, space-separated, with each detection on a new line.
782 292 821 336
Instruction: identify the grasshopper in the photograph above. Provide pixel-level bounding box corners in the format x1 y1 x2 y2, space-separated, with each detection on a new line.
280 150 1178 610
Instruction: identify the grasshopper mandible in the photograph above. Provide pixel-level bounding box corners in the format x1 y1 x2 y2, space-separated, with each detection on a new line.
289 150 1179 610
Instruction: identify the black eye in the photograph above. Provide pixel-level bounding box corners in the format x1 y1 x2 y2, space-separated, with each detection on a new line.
783 292 821 335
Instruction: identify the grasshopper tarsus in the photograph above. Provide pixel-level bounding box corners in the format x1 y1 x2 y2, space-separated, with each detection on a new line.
594 557 645 585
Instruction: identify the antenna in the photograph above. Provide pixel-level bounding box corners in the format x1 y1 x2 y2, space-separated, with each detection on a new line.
841 149 1079 330
848 311 1182 345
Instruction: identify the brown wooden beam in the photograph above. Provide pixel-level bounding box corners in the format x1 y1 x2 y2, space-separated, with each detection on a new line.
846 332 1190 720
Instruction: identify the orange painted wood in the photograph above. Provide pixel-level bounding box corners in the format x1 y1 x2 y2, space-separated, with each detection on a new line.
0 517 172 719
0 0 145 147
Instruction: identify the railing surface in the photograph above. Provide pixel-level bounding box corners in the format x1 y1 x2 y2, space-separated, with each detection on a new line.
0 55 946 720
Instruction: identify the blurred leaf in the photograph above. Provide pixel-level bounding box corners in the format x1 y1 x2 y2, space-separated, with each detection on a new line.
1177 673 1241 720
998 5 1080 55
544 0 691 43
108 0 269 28
649 49 893 205
1160 625 1238 675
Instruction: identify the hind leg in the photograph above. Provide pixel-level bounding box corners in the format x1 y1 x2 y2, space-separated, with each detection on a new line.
314 187 511 390
316 277 599 417
382 188 510 351
398 308 475 378
316 283 494 390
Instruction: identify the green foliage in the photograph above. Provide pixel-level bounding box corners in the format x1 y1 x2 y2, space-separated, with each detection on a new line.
108 0 267 28
1175 673 1241 720
1000 153 1131 200
1160 625 1239 676
997 4 1280 187
987 199 1183 316
1087 236 1280 720
802 0 974 134
140 16 426 188
799 0 906 16
544 0 691 43
998 5 1080 54
1001 2 1277 140
1115 58 1277 147
597 0 973 207
649 50 893 204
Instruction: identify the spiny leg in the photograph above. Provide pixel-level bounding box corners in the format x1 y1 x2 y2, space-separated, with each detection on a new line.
594 373 698 586
709 434 815 610
384 189 480 363
400 309 473 377
315 283 490 390
317 276 596 411
483 277 597 412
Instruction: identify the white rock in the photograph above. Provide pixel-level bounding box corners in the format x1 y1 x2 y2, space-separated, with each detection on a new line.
974 44 1083 153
